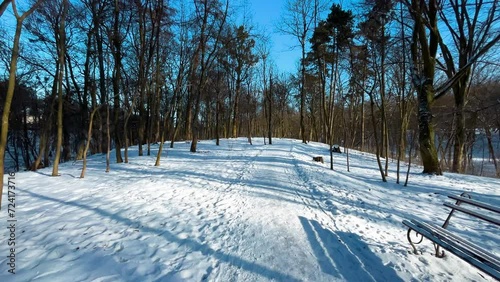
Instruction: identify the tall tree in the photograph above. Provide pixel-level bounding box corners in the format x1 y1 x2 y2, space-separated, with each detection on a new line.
405 0 499 174
110 0 123 163
80 105 100 177
310 3 354 170
51 0 69 176
222 25 258 138
92 0 108 154
266 71 273 145
406 0 442 174
279 0 319 144
256 44 272 145
348 44 369 152
132 0 161 156
0 0 43 209
360 0 393 176
393 2 413 183
189 0 229 153
134 0 147 156
437 0 500 173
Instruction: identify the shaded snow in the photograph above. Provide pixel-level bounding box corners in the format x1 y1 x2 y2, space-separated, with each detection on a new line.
0 138 498 281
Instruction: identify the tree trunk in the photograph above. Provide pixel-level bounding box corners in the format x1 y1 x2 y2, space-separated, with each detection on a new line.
146 93 152 156
417 84 441 175
380 23 389 177
369 91 387 182
123 95 136 163
484 127 499 177
268 74 273 145
396 6 407 184
105 104 110 172
94 5 106 154
451 79 467 173
32 63 59 171
0 0 43 208
155 108 172 166
0 0 12 17
136 1 147 157
170 115 180 148
154 130 165 166
409 0 442 175
0 14 22 208
404 130 417 186
52 0 69 177
300 41 306 144
216 88 221 146
124 114 131 163
360 89 365 151
81 107 99 178
112 0 123 164
190 87 202 152
232 75 241 138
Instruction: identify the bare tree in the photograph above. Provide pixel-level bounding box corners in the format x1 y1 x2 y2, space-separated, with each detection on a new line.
0 0 43 208
394 2 413 184
110 0 123 163
0 0 11 17
51 0 69 176
359 0 394 176
256 44 272 145
80 105 100 178
105 104 110 172
221 25 258 138
189 0 229 153
279 0 320 144
404 0 499 175
406 0 442 174
437 0 500 173
310 3 354 170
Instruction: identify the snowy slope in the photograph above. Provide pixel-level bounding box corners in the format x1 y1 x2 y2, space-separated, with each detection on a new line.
0 138 498 281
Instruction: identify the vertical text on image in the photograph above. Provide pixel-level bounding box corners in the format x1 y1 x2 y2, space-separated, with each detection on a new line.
6 171 16 274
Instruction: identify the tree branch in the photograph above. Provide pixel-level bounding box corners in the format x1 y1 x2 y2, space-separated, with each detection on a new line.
434 33 500 99
0 0 11 17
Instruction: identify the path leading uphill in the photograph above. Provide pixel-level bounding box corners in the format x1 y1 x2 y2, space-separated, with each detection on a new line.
189 140 403 282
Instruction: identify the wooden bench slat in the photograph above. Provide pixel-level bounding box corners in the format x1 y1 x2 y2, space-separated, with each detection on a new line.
410 220 500 267
403 220 500 280
404 219 500 267
444 203 500 226
448 195 500 214
403 219 500 280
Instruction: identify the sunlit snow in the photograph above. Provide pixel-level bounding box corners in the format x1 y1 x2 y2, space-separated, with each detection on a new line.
0 138 498 281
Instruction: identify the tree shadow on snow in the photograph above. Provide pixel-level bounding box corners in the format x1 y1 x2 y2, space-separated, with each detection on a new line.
299 216 403 282
19 188 301 282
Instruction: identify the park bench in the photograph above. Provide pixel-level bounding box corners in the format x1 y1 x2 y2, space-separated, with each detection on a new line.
402 193 500 280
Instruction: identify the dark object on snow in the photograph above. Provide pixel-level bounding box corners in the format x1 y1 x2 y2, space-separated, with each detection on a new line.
402 192 500 280
312 156 324 163
331 145 341 153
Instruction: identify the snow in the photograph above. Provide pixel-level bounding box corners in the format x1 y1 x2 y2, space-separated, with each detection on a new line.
1 138 499 281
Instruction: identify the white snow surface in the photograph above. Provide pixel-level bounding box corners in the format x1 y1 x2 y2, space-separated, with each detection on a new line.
0 138 499 281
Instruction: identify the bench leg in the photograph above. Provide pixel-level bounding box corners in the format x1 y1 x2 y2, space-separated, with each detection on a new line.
407 228 446 257
434 193 470 257
434 243 445 258
407 228 424 254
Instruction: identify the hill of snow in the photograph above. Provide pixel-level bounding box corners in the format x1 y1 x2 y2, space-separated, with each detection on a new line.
0 138 498 281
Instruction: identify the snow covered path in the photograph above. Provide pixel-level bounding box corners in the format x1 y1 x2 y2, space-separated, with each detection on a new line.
0 138 498 281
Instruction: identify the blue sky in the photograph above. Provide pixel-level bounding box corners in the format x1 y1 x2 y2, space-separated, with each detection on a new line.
248 0 302 74
0 0 304 75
